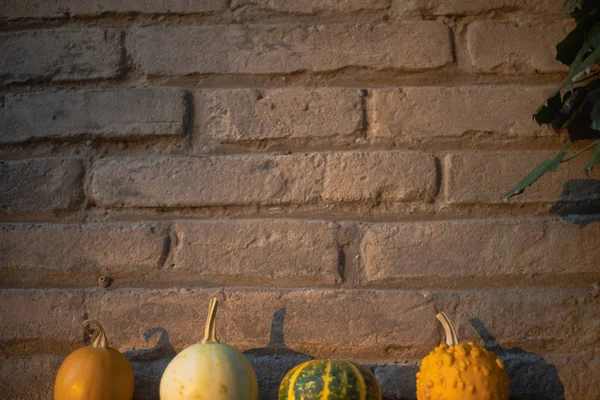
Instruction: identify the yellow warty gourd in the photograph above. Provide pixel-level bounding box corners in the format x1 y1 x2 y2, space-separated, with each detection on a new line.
416 312 510 400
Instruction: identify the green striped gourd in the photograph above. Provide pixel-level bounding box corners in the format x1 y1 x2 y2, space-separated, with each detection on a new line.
279 360 382 400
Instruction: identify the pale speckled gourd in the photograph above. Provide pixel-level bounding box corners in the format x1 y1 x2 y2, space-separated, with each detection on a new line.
54 320 134 400
160 297 258 400
279 359 382 400
416 312 510 400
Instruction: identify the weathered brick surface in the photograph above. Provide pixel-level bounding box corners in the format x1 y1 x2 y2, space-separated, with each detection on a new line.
245 353 314 400
322 152 437 203
406 0 563 15
5 353 600 400
3 287 597 366
0 29 122 83
372 363 419 400
436 288 600 354
0 356 62 400
231 0 390 13
198 88 362 142
0 224 168 288
446 152 600 204
169 220 340 286
4 353 598 400
0 0 226 18
0 290 85 355
361 219 600 287
90 152 437 207
376 354 600 400
84 288 439 359
537 354 600 399
465 21 568 73
368 86 554 139
0 159 83 212
0 89 187 143
129 22 453 75
1 0 598 396
90 155 325 207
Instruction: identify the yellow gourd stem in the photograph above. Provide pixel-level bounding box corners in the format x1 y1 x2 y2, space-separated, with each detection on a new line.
436 312 459 347
201 297 220 344
82 319 110 350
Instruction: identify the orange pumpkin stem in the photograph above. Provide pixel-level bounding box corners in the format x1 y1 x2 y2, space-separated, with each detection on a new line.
202 297 220 344
436 312 459 347
82 319 110 350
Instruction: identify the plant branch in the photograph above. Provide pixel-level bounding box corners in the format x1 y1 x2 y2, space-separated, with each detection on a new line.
561 140 600 162
573 70 600 84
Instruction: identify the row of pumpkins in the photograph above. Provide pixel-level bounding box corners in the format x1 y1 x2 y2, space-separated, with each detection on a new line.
54 298 510 399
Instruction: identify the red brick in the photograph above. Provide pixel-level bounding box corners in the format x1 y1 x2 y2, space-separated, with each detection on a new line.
445 151 600 204
0 159 83 212
3 353 598 400
90 155 325 207
0 0 226 18
406 0 563 15
322 152 437 203
169 220 340 286
368 86 554 139
198 88 362 143
0 290 85 356
0 223 168 288
465 21 568 73
4 288 597 363
361 219 600 288
435 288 600 354
540 354 600 399
231 0 390 14
129 22 452 75
1 89 187 143
0 29 122 83
244 354 314 400
0 356 62 400
85 288 438 359
91 152 438 208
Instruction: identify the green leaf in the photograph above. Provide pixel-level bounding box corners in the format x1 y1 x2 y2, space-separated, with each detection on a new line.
585 140 600 171
533 91 562 126
584 22 600 49
535 20 600 131
564 0 600 20
591 98 600 129
557 21 588 65
564 24 600 86
504 142 571 202
564 0 585 16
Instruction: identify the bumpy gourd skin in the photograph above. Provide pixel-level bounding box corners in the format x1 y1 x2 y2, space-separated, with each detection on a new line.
416 342 509 400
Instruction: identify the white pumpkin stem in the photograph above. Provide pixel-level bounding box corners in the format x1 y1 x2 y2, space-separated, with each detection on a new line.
202 297 220 344
436 312 459 347
82 319 110 350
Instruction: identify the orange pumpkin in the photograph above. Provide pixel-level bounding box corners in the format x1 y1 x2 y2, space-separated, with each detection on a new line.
54 319 134 400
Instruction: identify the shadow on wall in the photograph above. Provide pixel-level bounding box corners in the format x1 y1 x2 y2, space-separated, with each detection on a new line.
124 327 176 400
550 179 600 226
243 308 314 399
124 309 314 400
469 318 565 400
122 315 566 399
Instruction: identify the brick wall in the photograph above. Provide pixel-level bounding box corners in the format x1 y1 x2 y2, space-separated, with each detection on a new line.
1 1 599 399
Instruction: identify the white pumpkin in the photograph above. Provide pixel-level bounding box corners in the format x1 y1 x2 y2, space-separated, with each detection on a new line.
160 298 258 400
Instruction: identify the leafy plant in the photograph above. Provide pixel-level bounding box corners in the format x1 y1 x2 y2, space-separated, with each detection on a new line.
504 0 600 202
